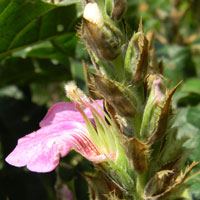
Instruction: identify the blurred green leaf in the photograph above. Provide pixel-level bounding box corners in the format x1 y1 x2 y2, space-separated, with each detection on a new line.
187 107 200 129
176 92 200 107
0 57 36 85
0 0 80 58
0 57 72 86
182 78 200 95
160 45 196 85
189 173 200 200
174 106 200 161
173 106 200 197
173 78 200 107
70 60 85 88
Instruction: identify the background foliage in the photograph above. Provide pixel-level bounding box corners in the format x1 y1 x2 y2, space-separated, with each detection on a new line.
0 0 199 199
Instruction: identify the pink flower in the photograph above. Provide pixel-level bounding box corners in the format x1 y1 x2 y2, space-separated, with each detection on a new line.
5 100 116 173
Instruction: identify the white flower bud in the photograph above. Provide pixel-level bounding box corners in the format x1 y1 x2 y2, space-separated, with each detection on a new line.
83 3 104 27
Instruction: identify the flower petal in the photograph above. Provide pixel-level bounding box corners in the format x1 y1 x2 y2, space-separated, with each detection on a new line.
5 100 110 172
40 100 104 127
40 102 84 127
5 121 100 172
84 100 104 117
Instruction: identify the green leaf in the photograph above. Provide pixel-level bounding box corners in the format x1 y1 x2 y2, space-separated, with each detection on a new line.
173 78 200 107
160 45 196 85
174 106 200 161
186 107 200 129
189 173 200 200
174 92 200 107
0 0 80 58
182 78 200 95
0 57 72 86
11 33 78 67
0 57 36 85
70 60 86 89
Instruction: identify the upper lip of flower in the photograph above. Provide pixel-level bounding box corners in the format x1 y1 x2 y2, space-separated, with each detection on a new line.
5 99 117 173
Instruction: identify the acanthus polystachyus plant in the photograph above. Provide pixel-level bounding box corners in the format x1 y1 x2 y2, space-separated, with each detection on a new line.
5 0 199 200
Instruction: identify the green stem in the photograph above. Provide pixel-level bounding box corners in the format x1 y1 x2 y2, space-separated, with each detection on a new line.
136 173 146 200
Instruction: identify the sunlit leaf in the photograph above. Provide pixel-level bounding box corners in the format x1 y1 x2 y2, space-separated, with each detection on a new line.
0 0 80 58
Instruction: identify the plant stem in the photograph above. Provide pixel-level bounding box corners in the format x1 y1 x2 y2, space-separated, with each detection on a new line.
136 172 146 200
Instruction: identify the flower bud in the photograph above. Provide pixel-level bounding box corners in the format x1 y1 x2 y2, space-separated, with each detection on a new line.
144 162 200 199
93 73 137 117
147 81 182 145
140 75 165 140
93 73 138 137
83 2 104 27
124 20 149 83
81 2 122 61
